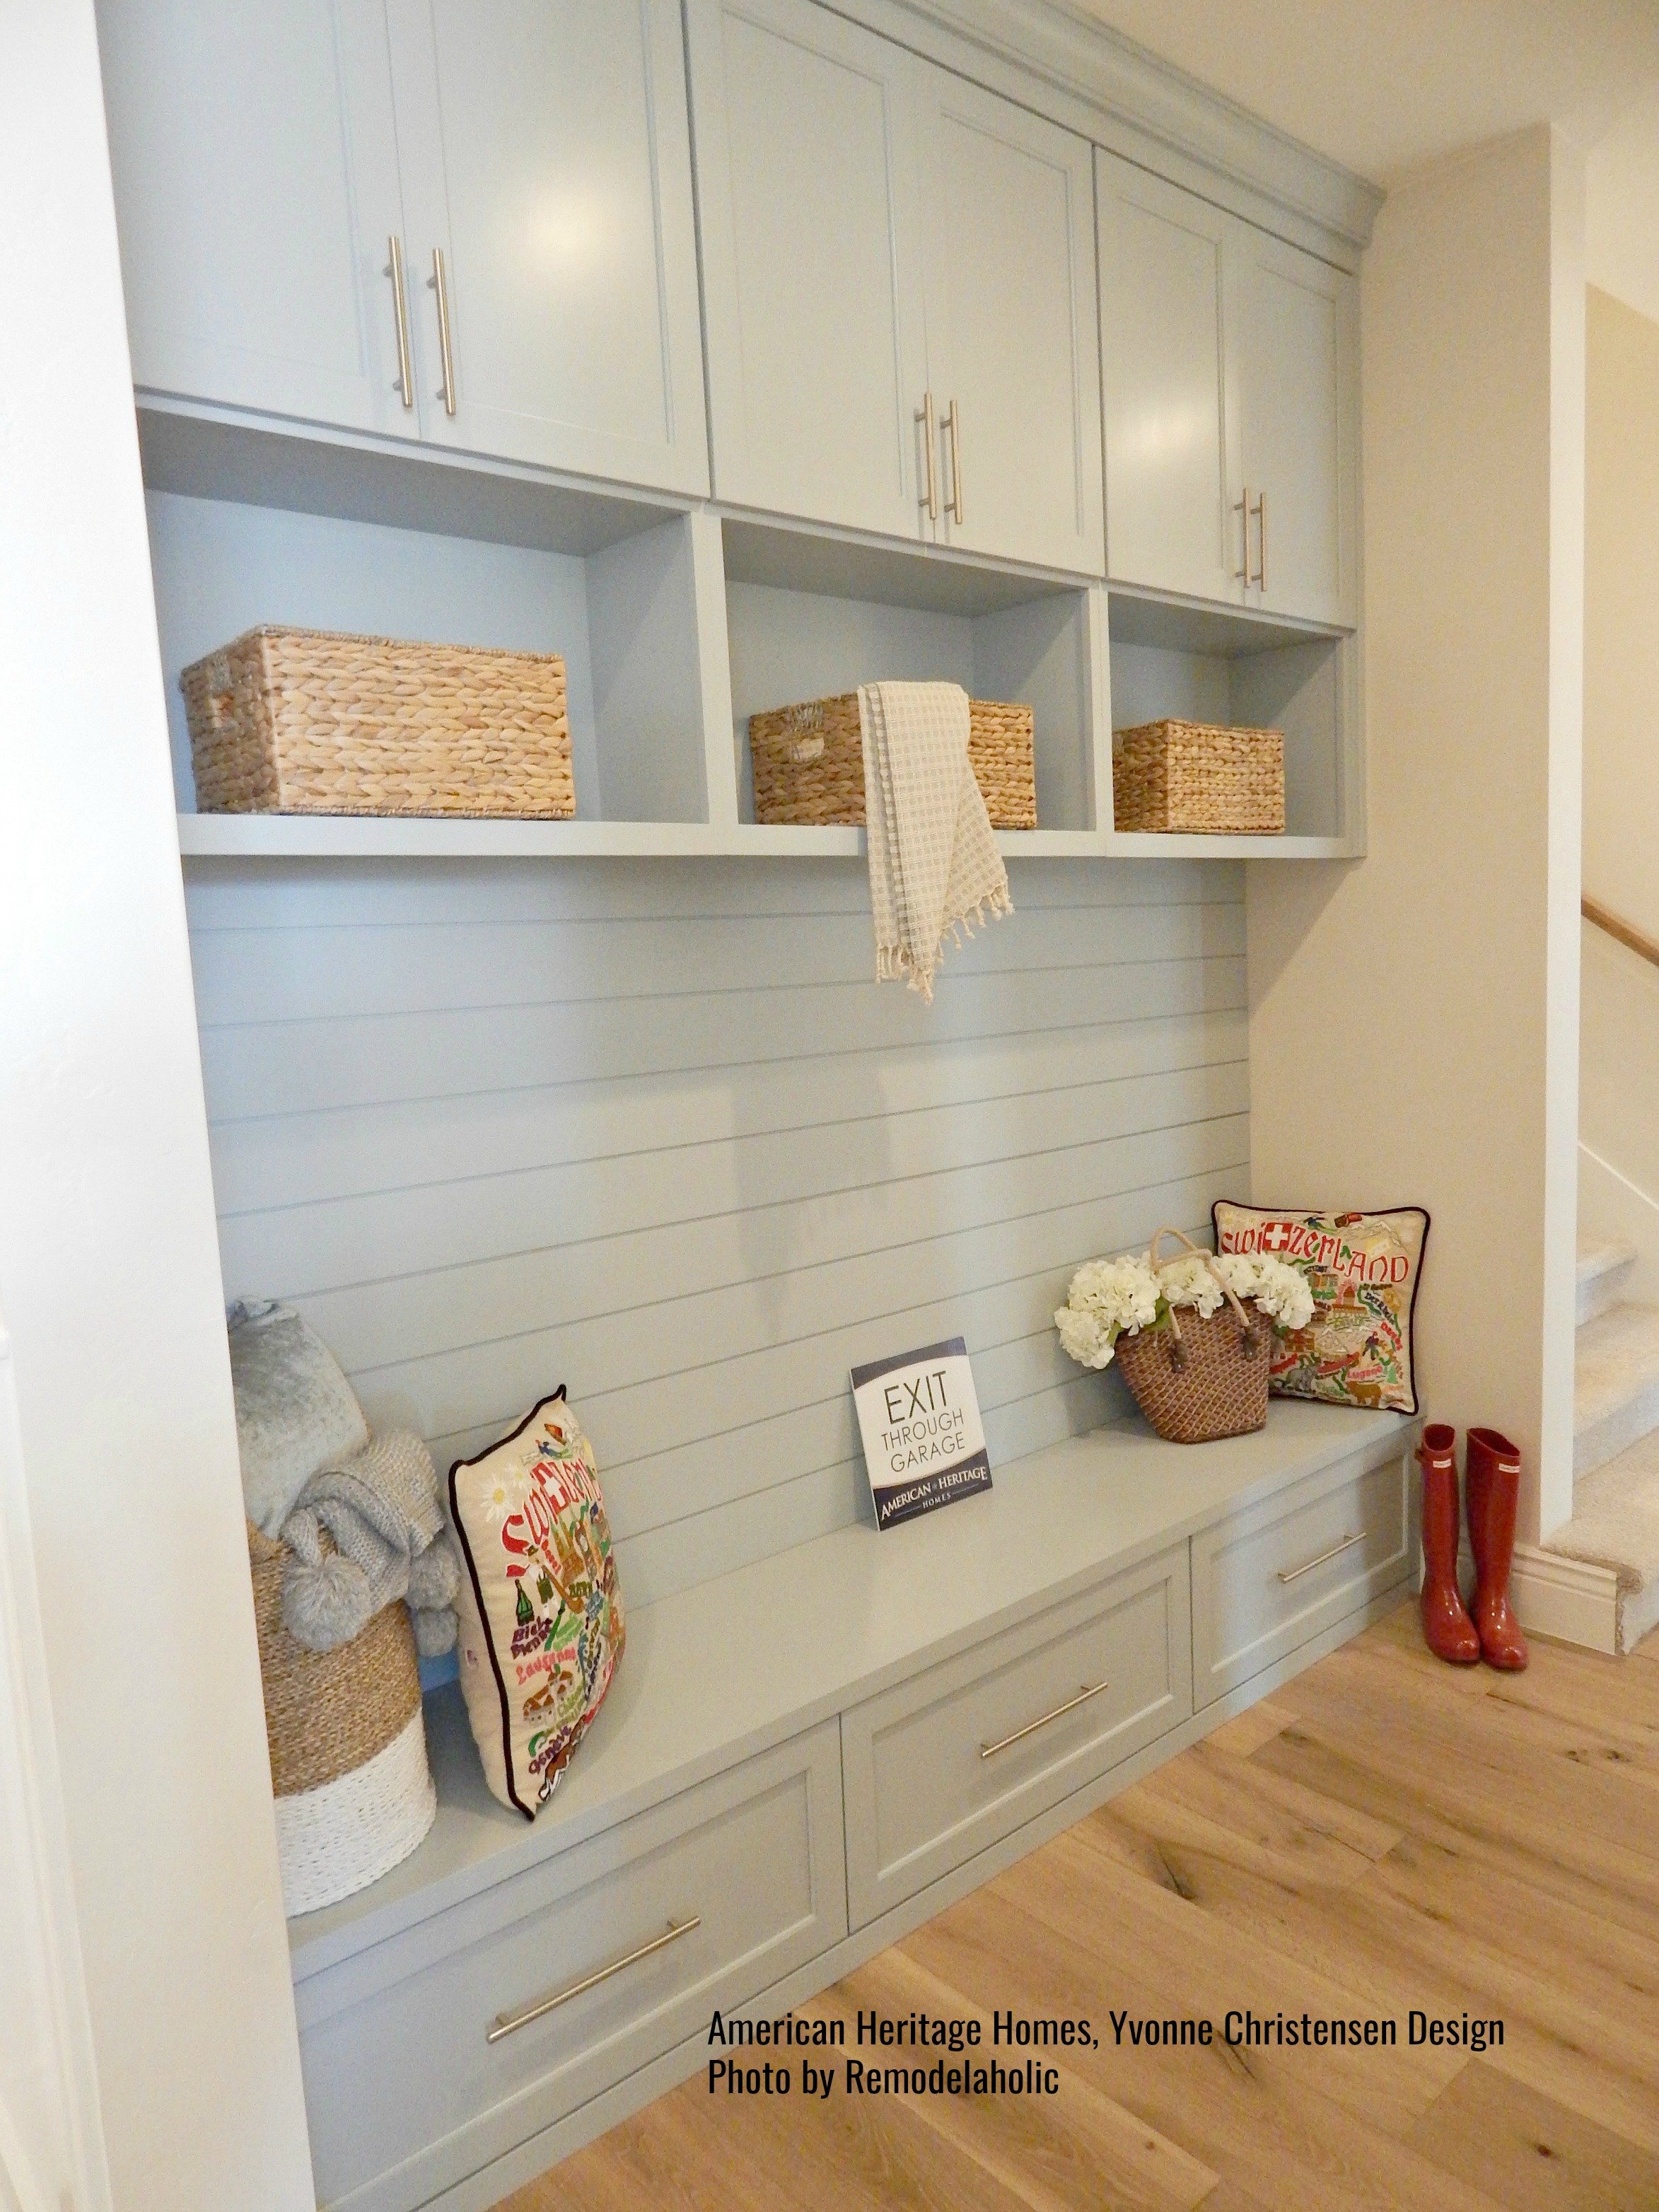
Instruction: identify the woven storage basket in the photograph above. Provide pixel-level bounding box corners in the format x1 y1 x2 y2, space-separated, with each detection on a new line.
182 626 574 818
750 692 1037 829
1112 719 1283 835
1112 1230 1271 1444
248 1522 436 1916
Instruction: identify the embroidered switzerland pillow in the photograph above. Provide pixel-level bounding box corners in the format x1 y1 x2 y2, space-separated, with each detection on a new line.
449 1390 624 1819
1211 1202 1429 1415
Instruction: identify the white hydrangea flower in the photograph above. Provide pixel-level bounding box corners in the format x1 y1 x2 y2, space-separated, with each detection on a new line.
1218 1250 1314 1329
1158 1252 1227 1318
1055 1238 1314 1371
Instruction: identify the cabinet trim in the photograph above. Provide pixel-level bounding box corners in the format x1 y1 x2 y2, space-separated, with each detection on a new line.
823 0 1382 264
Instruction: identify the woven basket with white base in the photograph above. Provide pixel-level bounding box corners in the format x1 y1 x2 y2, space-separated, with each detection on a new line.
248 1522 436 1917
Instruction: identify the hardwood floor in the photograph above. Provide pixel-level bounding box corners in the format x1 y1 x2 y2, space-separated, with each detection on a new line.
496 1602 1659 2211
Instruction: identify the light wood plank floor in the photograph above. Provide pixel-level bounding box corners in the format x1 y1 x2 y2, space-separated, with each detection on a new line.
497 1602 1659 2211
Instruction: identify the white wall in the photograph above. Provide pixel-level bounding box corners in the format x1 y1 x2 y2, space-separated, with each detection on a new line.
1247 126 1585 1542
0 5 314 2206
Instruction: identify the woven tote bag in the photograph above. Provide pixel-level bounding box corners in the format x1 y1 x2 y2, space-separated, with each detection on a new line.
248 1522 436 1916
1112 1229 1272 1445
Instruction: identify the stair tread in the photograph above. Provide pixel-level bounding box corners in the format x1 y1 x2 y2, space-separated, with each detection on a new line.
1574 1302 1659 1436
1547 1427 1659 1593
1577 1236 1638 1286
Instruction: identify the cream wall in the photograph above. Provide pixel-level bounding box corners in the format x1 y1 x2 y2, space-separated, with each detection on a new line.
1247 126 1585 1542
0 3 315 2206
1581 289 1659 947
1586 84 1659 327
1578 276 1659 1281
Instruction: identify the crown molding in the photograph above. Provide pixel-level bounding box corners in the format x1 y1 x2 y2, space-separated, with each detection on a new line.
851 0 1385 259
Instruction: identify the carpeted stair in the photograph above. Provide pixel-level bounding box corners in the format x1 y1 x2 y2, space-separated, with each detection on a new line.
1544 1238 1659 1649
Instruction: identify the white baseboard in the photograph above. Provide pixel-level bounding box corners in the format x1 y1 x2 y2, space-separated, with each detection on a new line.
1460 1539 1622 1655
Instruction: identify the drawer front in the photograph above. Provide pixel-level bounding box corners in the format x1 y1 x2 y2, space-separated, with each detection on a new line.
298 1719 845 2211
842 1546 1189 1929
1192 1442 1414 1707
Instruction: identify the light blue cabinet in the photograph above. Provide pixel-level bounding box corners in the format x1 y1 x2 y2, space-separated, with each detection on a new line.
920 69 1105 576
1098 149 1358 627
100 0 709 498
99 0 409 436
690 0 1104 575
688 0 931 545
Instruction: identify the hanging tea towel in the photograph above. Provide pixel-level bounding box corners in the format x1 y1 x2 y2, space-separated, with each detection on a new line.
858 680 1011 1001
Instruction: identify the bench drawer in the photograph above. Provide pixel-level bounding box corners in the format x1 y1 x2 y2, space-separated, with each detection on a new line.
1192 1440 1414 1707
841 1545 1189 1928
297 1718 845 2211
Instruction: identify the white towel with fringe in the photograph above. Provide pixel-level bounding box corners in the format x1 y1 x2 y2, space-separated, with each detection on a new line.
858 680 1011 1001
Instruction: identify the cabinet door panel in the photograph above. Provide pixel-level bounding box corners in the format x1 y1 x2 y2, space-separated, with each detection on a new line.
924 79 1104 576
1238 234 1358 627
1098 153 1239 603
689 0 929 539
98 0 409 433
391 0 708 494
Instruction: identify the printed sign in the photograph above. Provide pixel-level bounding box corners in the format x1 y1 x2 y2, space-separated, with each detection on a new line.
850 1339 992 1530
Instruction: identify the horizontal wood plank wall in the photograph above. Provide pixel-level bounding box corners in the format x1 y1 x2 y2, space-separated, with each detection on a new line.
185 856 1249 1604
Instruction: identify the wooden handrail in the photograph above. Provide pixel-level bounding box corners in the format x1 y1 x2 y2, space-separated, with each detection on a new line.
1583 895 1659 971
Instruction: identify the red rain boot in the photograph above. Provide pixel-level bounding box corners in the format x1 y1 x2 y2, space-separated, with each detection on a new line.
1465 1427 1529 1671
1416 1424 1479 1663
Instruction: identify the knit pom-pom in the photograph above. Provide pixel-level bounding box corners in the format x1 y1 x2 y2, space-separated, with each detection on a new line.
281 1552 373 1652
408 1529 461 1610
413 1603 458 1657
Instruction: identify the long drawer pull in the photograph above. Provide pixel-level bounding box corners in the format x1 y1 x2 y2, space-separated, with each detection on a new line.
487 1917 701 2044
1277 1530 1366 1585
981 1681 1107 1761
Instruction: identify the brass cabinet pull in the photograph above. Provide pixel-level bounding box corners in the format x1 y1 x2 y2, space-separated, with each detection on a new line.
1234 484 1251 581
487 1917 701 2044
429 246 458 417
1252 489 1267 591
385 235 414 409
917 391 938 521
980 1681 1107 1761
1276 1530 1364 1585
944 397 964 523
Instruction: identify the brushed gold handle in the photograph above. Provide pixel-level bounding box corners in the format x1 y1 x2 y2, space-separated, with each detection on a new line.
945 397 964 524
980 1682 1107 1760
1252 489 1267 592
1234 484 1251 581
487 1918 701 2044
1276 1530 1364 1585
916 392 938 522
429 246 457 417
385 235 414 409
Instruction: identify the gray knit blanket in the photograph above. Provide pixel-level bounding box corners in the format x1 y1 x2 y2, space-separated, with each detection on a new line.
280 1430 460 1655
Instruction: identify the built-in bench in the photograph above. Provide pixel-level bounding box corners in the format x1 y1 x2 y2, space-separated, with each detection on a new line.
290 1399 1416 2212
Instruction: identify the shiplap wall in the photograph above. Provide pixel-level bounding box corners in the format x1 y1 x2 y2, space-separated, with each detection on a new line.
185 855 1249 1607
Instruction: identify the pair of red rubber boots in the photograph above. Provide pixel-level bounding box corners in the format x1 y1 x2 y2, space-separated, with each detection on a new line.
1416 1424 1529 1670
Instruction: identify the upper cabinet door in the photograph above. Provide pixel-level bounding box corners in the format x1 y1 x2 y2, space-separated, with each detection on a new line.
386 0 709 496
1097 153 1240 603
1236 232 1359 628
921 74 1103 576
688 0 930 540
97 0 411 433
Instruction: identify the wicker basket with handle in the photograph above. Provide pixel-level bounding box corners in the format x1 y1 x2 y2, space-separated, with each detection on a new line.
1112 719 1283 835
1113 1228 1272 1444
750 692 1037 829
248 1520 436 1916
182 625 574 818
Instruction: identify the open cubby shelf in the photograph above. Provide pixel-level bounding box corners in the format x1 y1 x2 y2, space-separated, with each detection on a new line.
149 404 1361 863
